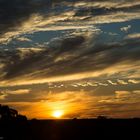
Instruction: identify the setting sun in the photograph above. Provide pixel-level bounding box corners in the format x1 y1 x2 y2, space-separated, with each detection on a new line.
52 110 64 118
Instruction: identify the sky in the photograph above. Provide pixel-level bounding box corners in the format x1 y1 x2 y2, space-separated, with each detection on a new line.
0 0 140 119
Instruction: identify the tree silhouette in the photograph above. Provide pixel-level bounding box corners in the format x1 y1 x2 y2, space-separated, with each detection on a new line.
0 104 27 121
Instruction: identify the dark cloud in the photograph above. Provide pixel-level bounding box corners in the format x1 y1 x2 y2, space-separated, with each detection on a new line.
0 0 139 45
0 33 139 82
0 0 140 83
1 35 85 79
74 4 140 17
0 0 139 35
0 0 52 35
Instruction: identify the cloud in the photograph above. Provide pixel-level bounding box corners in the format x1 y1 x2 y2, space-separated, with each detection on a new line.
0 3 139 84
73 0 140 9
0 0 40 34
115 91 130 98
0 88 30 101
16 37 32 42
0 90 98 119
1 89 30 95
3 89 140 119
0 0 140 45
115 90 140 103
72 0 140 25
125 33 140 39
0 93 7 100
120 25 131 32
0 0 52 44
117 80 128 85
0 0 52 31
0 29 139 86
97 82 108 86
128 79 140 84
107 80 117 85
0 0 140 119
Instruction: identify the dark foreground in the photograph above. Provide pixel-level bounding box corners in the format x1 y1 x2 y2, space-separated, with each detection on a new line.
0 119 140 140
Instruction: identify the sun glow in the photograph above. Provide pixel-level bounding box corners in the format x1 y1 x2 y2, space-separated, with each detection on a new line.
52 110 64 118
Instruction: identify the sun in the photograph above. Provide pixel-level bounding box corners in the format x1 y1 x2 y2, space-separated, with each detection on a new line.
52 110 64 118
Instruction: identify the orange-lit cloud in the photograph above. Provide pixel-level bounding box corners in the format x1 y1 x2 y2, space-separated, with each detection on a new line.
2 89 140 119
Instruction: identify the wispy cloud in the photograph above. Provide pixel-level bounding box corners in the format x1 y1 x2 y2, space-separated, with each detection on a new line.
120 25 131 32
0 0 140 44
128 79 140 84
125 33 140 39
0 30 139 86
107 80 117 85
117 80 128 85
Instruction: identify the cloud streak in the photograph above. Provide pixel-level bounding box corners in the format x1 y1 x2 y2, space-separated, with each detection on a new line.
0 30 139 86
0 0 140 44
